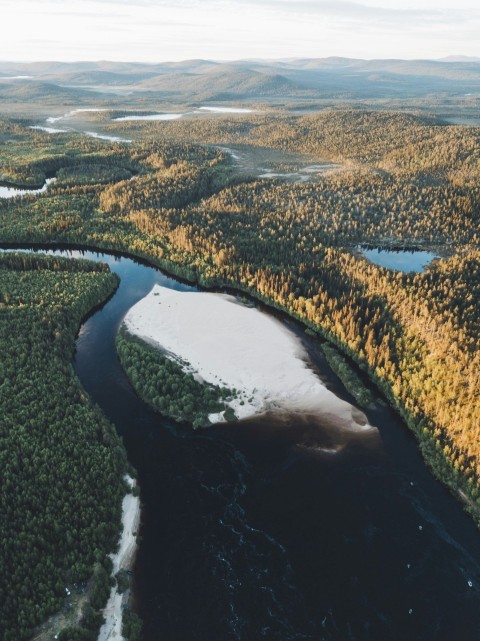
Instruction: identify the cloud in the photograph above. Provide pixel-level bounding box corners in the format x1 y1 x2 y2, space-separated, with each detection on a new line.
241 0 474 27
0 0 479 61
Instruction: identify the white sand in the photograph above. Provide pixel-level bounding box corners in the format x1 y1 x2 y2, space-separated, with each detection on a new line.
123 286 373 431
97 476 141 641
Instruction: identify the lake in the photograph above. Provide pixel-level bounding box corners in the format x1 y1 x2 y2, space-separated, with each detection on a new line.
361 247 438 272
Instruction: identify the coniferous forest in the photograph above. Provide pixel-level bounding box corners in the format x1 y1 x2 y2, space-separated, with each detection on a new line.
0 106 479 638
0 252 127 641
116 327 238 427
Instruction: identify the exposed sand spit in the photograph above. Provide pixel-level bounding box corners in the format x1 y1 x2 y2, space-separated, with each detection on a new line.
123 286 375 433
97 476 140 641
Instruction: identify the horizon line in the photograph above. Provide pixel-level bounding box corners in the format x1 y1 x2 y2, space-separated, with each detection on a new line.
0 54 479 65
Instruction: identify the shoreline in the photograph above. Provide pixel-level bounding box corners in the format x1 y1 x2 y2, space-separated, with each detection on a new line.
3 241 476 641
97 476 141 641
4 242 477 536
123 285 376 434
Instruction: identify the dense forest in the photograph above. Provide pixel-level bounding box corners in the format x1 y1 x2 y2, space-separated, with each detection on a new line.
319 342 374 409
116 327 238 427
0 252 128 641
1 110 480 637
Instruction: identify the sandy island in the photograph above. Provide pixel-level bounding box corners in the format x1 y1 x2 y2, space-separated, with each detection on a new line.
97 476 140 641
123 285 375 432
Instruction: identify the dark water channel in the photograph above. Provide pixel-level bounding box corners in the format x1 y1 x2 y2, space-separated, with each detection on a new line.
10 246 480 641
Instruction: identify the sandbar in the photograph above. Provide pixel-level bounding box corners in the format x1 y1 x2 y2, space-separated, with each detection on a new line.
123 285 373 431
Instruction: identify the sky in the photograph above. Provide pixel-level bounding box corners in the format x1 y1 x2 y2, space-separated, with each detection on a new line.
0 0 479 62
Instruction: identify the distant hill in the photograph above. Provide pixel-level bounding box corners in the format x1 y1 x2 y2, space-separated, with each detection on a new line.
272 57 480 81
41 70 159 86
439 55 480 63
0 81 103 103
136 68 302 100
1 57 480 102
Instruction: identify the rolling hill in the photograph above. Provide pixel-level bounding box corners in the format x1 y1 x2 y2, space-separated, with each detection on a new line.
1 57 480 103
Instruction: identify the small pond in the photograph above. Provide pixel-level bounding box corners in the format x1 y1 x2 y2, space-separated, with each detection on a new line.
361 248 438 272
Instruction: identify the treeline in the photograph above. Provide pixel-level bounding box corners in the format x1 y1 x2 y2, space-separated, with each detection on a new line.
0 253 128 641
106 109 480 179
55 163 134 187
184 173 480 249
320 343 374 409
0 119 142 187
57 556 114 641
1 114 480 523
0 251 112 273
116 328 237 427
99 158 230 215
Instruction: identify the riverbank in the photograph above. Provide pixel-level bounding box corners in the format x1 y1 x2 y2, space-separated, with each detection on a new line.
0 252 130 641
123 284 375 433
0 176 56 198
7 244 480 641
3 242 479 523
97 476 141 641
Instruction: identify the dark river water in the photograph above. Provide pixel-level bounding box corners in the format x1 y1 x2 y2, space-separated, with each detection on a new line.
8 246 480 641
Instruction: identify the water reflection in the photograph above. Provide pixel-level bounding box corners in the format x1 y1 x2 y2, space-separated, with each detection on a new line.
360 247 438 272
0 177 55 199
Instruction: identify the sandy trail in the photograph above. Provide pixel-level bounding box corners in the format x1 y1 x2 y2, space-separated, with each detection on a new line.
97 476 140 641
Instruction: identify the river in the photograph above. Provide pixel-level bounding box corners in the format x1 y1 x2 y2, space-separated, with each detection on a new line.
6 245 480 641
0 177 55 198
